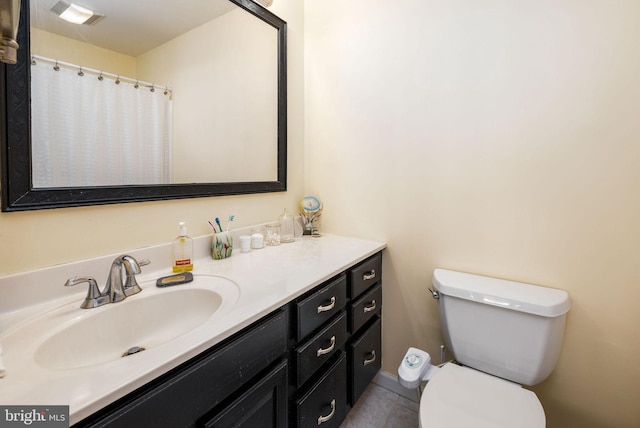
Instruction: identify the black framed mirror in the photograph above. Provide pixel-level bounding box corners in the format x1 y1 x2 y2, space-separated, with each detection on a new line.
1 0 286 211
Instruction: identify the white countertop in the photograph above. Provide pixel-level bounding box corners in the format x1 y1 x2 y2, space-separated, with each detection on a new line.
0 233 385 425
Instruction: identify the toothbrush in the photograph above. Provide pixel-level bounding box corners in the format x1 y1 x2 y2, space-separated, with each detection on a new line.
215 217 223 233
208 221 217 233
226 214 235 231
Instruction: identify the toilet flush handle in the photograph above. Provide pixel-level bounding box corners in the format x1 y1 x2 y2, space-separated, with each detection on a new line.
428 288 440 299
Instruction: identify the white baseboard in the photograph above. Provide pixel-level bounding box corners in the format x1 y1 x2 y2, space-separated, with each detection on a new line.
373 370 420 403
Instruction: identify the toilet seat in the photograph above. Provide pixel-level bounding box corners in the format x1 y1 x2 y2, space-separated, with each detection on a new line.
419 363 545 428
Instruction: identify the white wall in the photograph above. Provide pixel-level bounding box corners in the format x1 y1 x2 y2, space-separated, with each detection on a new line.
305 1 640 427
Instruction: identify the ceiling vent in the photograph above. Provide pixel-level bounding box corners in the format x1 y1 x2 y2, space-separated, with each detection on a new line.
50 1 104 25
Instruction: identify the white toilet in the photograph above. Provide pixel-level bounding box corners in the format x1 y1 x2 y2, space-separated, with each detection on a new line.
398 268 570 428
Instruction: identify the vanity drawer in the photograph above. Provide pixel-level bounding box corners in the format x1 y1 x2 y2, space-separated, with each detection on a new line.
349 283 382 334
349 317 382 406
295 312 348 387
295 275 347 341
295 353 347 428
349 253 382 298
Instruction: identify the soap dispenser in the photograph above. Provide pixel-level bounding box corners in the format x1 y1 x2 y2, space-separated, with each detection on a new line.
173 221 193 272
279 208 295 243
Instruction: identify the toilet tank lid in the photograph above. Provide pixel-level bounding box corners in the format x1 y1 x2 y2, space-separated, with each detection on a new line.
432 269 570 317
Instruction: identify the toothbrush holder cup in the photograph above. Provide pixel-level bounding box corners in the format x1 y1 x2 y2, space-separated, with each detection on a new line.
212 232 233 260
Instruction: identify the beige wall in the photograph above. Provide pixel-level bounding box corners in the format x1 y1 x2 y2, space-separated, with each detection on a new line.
5 1 640 426
30 27 136 76
0 0 304 275
137 8 278 183
305 0 640 427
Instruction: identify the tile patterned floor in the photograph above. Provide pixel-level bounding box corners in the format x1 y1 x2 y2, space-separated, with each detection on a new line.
341 382 419 428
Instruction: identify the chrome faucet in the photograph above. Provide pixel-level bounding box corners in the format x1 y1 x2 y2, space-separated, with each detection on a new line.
122 256 150 296
65 255 150 309
104 255 149 302
64 276 109 309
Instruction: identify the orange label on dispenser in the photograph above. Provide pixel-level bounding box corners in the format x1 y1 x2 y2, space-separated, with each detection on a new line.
175 259 191 266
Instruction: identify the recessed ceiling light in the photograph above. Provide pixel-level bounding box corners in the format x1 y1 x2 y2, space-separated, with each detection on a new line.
50 1 104 25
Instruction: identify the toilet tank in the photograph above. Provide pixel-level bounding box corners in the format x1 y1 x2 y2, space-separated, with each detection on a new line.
432 269 570 386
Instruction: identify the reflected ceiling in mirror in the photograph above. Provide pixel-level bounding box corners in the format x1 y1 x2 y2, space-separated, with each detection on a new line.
30 0 238 57
0 0 287 211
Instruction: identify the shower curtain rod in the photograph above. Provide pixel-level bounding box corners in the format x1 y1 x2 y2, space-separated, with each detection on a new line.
31 54 173 95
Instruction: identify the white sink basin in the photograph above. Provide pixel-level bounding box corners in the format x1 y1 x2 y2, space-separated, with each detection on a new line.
32 275 239 370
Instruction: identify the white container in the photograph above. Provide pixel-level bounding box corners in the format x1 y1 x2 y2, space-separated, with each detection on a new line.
239 235 251 253
251 233 264 249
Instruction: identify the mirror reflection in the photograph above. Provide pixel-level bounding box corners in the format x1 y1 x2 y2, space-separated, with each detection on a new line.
29 0 278 187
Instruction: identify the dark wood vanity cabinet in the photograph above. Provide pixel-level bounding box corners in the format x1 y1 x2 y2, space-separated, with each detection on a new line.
73 310 289 428
289 251 383 427
347 252 383 406
72 251 383 428
289 275 349 427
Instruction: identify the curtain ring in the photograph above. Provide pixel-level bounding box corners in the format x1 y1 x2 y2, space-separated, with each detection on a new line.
150 84 155 93
134 80 139 89
31 56 36 65
77 66 84 77
98 71 104 81
115 76 120 85
53 61 60 71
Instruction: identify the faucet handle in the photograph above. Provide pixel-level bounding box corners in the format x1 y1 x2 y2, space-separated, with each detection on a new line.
65 276 110 309
122 257 151 297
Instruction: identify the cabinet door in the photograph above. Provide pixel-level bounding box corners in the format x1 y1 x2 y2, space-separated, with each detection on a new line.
201 360 288 428
349 317 382 406
295 353 347 428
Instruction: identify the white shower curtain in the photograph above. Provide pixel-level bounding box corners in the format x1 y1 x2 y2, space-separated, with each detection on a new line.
30 62 172 188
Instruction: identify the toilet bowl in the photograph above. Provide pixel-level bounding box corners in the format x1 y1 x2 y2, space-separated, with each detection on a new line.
419 363 544 428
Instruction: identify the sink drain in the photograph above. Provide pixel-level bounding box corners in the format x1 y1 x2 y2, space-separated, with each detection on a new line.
122 346 146 357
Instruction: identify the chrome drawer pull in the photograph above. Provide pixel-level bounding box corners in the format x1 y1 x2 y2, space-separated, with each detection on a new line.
363 350 376 366
317 336 336 357
317 399 336 425
317 296 336 313
363 300 377 313
363 270 376 281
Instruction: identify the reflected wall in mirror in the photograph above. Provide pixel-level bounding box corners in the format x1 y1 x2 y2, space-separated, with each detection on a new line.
0 0 287 211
